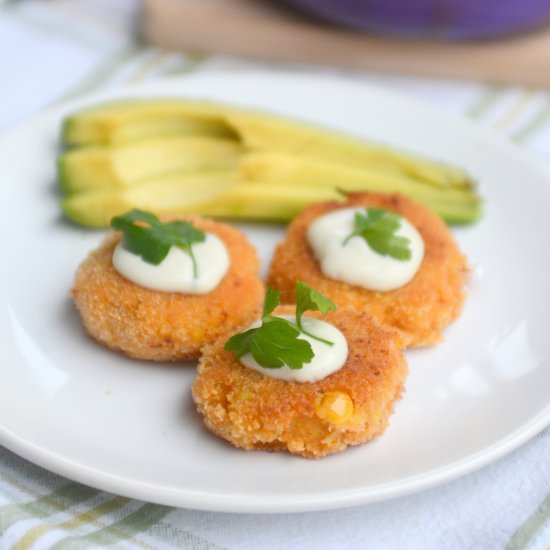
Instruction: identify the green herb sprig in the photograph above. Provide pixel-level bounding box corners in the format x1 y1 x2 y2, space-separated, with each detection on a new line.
295 281 336 346
111 209 206 278
343 207 412 261
224 282 336 370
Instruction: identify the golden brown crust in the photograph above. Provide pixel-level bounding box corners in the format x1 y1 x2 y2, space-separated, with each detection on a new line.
192 306 407 458
267 193 469 347
71 215 264 361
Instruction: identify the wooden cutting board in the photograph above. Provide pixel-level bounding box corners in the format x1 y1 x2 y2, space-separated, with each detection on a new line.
142 0 550 87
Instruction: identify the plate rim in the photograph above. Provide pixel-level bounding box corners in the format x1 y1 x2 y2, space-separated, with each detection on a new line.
1 406 549 513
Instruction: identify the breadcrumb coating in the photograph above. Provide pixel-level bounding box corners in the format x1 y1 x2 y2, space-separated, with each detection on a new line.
192 306 407 458
267 193 469 347
71 215 264 361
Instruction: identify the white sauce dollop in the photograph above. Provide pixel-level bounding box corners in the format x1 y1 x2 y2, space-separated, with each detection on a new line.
239 316 348 383
112 233 229 293
307 207 424 292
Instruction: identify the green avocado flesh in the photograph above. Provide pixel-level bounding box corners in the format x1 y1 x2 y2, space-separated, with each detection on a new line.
58 136 245 192
59 99 482 227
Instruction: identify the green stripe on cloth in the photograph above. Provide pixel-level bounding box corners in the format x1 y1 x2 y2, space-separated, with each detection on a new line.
466 85 506 119
0 468 50 500
124 50 173 83
506 493 550 550
48 503 170 550
147 521 226 550
512 98 550 143
163 53 211 76
59 496 128 531
0 448 64 489
492 89 537 132
10 496 130 550
0 482 98 533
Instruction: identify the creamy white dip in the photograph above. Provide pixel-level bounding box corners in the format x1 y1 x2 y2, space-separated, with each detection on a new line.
239 316 348 383
307 207 424 291
112 233 229 293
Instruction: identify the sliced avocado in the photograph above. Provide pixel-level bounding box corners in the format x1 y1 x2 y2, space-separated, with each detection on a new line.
59 136 245 192
62 168 480 228
240 153 479 203
61 99 235 146
194 184 341 222
224 110 473 189
206 182 478 225
202 180 481 223
61 99 475 191
60 100 482 226
62 171 238 228
239 152 483 224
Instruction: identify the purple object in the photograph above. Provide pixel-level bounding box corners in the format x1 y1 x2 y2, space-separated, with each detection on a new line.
283 0 550 39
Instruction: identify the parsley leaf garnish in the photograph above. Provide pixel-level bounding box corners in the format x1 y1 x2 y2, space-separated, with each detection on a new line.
111 209 206 278
295 281 336 346
342 207 412 261
224 283 336 370
227 318 313 370
225 287 313 369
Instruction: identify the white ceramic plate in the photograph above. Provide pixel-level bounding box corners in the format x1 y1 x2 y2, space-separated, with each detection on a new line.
1 73 549 513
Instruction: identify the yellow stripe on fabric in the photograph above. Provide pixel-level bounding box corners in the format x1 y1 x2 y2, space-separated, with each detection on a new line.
10 496 130 550
0 483 98 533
506 493 550 550
59 496 128 531
163 52 211 76
466 85 506 119
492 89 537 132
512 98 550 143
124 50 172 83
49 503 170 550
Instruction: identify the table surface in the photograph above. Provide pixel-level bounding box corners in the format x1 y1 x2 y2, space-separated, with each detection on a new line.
0 1 549 549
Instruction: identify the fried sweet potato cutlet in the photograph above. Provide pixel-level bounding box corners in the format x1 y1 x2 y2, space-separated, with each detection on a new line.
71 215 264 361
192 305 407 458
267 193 469 347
